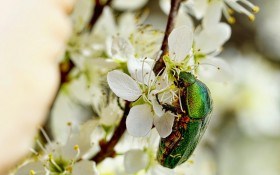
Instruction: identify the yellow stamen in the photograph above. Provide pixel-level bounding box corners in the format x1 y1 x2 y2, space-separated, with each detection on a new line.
228 17 236 24
29 170 36 175
74 145 79 151
66 166 73 173
249 14 255 22
67 122 72 126
228 8 234 15
252 6 260 13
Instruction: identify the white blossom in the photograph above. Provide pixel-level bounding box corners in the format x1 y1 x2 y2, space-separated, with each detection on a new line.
168 26 193 63
193 9 232 82
122 129 175 175
16 121 99 175
160 0 259 25
124 149 149 173
107 59 175 138
50 91 93 143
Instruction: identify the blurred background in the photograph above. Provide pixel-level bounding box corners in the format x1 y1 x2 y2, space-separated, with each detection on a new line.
145 0 280 175
31 0 280 174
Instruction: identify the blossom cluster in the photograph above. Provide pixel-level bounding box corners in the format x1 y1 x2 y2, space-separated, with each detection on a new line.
13 0 260 174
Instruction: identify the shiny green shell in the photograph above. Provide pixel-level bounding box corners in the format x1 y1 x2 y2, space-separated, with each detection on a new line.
157 72 212 169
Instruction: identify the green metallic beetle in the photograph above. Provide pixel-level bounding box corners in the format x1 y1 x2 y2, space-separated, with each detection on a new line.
157 71 213 169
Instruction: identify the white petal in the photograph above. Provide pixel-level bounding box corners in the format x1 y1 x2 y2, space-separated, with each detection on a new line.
149 90 165 117
202 1 223 27
176 12 194 30
159 0 171 14
195 23 231 54
154 113 175 138
147 164 175 175
129 26 163 58
93 7 116 37
99 100 123 126
72 160 99 175
15 162 45 175
168 25 193 62
70 53 86 70
198 57 233 82
190 0 208 19
118 13 137 38
127 57 155 85
107 70 142 101
70 0 93 33
112 0 148 11
62 119 99 160
50 92 92 144
111 37 134 61
146 129 161 149
152 99 165 117
67 74 92 105
126 104 154 137
124 149 149 173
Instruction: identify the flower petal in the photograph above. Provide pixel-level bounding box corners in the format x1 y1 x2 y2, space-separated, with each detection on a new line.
124 149 149 173
147 164 175 175
127 57 155 85
126 104 154 137
195 23 231 54
107 70 142 101
198 57 233 82
202 1 223 27
112 0 148 11
168 25 193 62
50 91 92 144
99 100 123 126
72 160 99 175
190 0 208 19
67 74 92 105
149 90 165 117
176 12 194 30
118 13 137 38
70 0 93 33
15 162 45 175
61 119 99 160
93 7 116 37
154 113 175 138
159 0 171 14
111 37 134 61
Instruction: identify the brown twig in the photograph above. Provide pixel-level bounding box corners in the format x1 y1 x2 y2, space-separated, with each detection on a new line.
153 0 182 74
88 0 113 31
59 57 74 85
91 101 131 164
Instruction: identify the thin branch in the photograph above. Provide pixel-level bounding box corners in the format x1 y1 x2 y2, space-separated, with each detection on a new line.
153 0 182 74
88 0 113 31
91 101 130 164
59 57 74 85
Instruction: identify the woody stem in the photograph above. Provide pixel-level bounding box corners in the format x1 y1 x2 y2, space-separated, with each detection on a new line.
153 0 182 75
